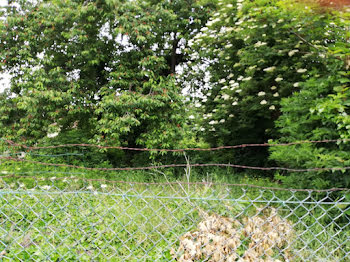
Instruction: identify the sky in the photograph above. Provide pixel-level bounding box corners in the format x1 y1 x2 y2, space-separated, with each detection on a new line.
0 0 8 93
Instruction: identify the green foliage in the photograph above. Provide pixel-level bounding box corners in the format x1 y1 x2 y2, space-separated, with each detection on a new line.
186 0 336 165
0 0 213 164
269 7 350 188
1 0 350 187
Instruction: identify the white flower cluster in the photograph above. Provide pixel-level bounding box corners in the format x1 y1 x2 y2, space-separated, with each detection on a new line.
297 68 307 73
222 94 230 100
254 41 267 48
263 66 276 73
275 77 283 82
288 49 299 57
237 0 244 10
206 18 221 27
47 132 59 138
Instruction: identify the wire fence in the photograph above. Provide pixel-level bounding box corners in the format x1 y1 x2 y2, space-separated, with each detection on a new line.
1 138 350 173
1 139 350 261
0 177 349 261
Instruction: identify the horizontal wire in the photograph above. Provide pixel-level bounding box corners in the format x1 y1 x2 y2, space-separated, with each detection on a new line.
1 156 350 173
3 138 350 152
0 174 349 192
1 190 349 204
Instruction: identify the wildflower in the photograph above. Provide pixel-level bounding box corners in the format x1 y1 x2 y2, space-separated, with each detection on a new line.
219 119 226 123
219 79 226 84
269 105 276 110
235 89 242 93
195 103 201 108
188 115 195 119
1 171 8 174
87 185 94 190
258 91 266 96
263 66 276 72
242 77 252 81
260 100 267 105
101 184 108 189
228 73 234 79
229 114 234 117
293 82 299 87
225 43 233 49
232 101 238 106
273 92 279 97
209 120 218 125
271 86 277 90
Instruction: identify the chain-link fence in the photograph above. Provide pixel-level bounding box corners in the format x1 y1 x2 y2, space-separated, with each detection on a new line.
0 176 349 261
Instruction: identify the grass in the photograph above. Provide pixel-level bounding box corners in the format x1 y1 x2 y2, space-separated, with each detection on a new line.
0 160 349 261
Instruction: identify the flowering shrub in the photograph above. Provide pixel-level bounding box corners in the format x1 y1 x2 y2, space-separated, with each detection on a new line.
186 0 350 178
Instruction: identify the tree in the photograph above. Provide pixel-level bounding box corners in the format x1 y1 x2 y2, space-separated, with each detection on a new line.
269 4 350 188
0 0 213 165
185 0 347 169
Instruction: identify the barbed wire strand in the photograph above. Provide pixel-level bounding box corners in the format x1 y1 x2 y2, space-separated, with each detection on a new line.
0 174 349 192
3 138 350 152
1 156 350 173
